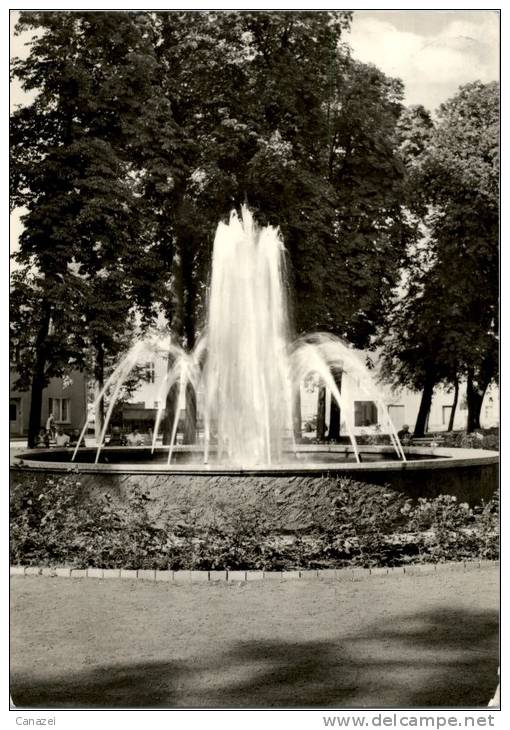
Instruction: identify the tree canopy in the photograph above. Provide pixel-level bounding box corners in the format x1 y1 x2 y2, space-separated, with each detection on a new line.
11 11 177 443
10 12 499 442
378 81 499 433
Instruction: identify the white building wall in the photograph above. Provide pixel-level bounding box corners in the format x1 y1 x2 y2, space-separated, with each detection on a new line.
128 352 499 434
129 355 169 409
300 379 499 435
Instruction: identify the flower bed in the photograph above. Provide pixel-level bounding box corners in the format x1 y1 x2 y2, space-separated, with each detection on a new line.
10 473 499 571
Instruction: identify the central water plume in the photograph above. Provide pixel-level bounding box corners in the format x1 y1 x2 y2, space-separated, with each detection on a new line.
204 208 294 465
73 206 405 466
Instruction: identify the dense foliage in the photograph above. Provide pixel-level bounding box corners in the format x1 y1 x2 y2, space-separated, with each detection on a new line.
11 13 499 443
11 10 416 444
434 429 499 452
11 12 176 444
378 82 499 434
10 474 498 570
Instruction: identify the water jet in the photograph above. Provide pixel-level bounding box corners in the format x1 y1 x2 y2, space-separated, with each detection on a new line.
13 208 498 507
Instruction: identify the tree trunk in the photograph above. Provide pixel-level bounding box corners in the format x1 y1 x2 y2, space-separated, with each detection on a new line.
447 378 459 432
94 343 105 442
182 381 197 444
327 368 342 441
466 369 488 433
292 387 302 443
181 242 196 352
28 363 47 448
316 385 326 441
414 372 435 438
27 307 51 448
162 380 180 445
162 238 186 445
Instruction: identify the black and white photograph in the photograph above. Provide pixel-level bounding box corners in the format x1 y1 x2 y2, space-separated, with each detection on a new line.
9 4 501 720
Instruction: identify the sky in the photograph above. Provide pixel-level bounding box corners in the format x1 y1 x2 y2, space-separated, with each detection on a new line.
9 10 501 249
349 10 499 112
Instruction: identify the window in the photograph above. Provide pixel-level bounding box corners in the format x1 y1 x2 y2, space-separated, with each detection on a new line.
10 403 17 421
48 397 71 423
354 401 378 427
442 405 453 425
154 401 160 409
145 362 155 384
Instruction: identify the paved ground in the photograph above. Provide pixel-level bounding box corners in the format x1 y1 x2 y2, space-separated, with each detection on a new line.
10 565 499 709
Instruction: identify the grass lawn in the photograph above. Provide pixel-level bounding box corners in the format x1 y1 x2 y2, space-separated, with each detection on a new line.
10 566 499 709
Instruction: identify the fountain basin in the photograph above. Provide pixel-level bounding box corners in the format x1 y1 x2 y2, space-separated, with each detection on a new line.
12 446 498 531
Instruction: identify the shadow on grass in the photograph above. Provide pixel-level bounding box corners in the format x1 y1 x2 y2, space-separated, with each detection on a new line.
11 607 499 709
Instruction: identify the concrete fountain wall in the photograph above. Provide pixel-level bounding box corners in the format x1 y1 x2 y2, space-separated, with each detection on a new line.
12 446 499 533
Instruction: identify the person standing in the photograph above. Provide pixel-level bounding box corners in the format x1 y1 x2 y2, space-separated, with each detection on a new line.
46 412 55 441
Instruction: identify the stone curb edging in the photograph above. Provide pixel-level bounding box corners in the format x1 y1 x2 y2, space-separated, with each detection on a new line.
10 560 498 583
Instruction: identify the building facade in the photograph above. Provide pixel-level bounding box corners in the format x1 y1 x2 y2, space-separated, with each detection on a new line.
120 352 499 440
299 380 499 436
10 368 88 437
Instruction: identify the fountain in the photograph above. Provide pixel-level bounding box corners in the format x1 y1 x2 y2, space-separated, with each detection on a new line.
14 208 498 516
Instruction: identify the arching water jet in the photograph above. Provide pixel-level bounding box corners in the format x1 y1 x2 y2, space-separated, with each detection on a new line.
67 206 405 467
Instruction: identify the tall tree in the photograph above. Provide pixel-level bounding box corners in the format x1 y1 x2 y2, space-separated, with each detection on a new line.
379 82 499 434
378 254 460 437
11 11 178 445
156 14 412 439
423 82 499 431
11 10 434 447
153 11 356 441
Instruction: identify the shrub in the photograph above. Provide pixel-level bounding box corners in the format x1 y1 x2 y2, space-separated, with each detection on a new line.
307 478 410 567
472 489 500 560
10 474 499 569
10 475 178 569
405 491 499 563
438 429 499 451
354 434 392 446
175 499 282 570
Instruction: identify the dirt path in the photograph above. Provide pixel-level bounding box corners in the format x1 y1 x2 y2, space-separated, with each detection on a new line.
10 566 499 709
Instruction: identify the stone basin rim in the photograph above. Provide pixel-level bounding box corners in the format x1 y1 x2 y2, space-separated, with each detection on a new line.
12 445 499 476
